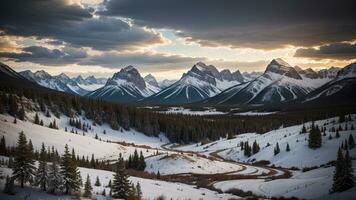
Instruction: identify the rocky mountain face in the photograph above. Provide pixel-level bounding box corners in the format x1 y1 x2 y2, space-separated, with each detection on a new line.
87 66 159 103
141 62 246 105
202 58 330 106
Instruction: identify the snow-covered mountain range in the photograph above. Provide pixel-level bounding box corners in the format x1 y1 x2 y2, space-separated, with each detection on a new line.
19 70 107 96
202 58 335 106
87 66 161 103
141 62 246 104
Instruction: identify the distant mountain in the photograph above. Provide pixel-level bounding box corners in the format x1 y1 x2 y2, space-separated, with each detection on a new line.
242 71 263 81
203 58 330 106
20 70 87 95
295 62 356 108
86 66 159 103
158 79 177 89
144 74 159 88
0 62 55 92
141 62 246 105
19 70 106 96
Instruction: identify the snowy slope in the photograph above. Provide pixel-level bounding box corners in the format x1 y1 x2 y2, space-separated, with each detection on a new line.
175 115 356 168
214 162 356 199
0 164 237 200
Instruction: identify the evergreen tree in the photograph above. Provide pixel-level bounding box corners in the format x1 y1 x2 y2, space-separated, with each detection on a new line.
111 157 130 199
12 131 36 188
0 136 6 156
136 182 142 200
34 143 48 191
40 120 44 126
60 144 80 194
34 113 40 124
157 170 161 180
301 124 307 133
286 143 290 152
102 189 106 196
95 176 101 186
309 124 322 149
349 134 355 149
332 148 355 192
252 140 260 154
83 174 93 198
274 142 280 155
18 106 25 120
336 130 340 138
47 161 64 194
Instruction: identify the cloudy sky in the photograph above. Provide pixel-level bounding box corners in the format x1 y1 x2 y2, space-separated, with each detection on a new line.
0 0 355 80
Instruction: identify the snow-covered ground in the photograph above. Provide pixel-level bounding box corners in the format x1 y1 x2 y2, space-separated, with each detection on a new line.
0 114 165 160
214 161 356 199
234 111 277 116
145 153 243 175
29 111 169 149
158 107 227 116
175 115 356 168
0 165 238 200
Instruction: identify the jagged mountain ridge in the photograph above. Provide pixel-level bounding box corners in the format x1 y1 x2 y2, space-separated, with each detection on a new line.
202 58 331 106
140 62 247 105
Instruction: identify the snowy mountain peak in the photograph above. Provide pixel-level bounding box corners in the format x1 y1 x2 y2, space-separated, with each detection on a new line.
144 74 159 88
34 70 51 79
265 58 302 79
108 66 146 90
337 62 356 78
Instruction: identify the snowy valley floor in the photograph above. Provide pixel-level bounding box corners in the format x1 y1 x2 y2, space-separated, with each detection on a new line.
1 112 356 199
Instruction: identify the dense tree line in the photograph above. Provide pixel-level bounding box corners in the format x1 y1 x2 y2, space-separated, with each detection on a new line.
1 85 355 144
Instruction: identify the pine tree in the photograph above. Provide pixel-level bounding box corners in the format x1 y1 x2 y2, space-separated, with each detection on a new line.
47 161 64 194
332 148 355 192
0 136 6 156
83 174 93 198
40 120 44 126
102 189 106 196
274 142 280 155
332 147 344 193
60 144 80 194
34 113 40 124
136 182 142 200
111 157 130 199
349 134 355 149
34 143 48 191
95 176 101 186
18 106 25 120
336 130 340 138
12 131 36 188
252 140 260 154
309 124 322 149
156 170 161 180
301 124 307 133
286 143 290 152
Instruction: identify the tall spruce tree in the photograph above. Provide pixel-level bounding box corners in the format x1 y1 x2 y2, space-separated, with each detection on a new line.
112 157 130 199
95 176 101 186
136 182 142 200
60 144 80 194
0 136 6 156
83 174 93 198
332 148 355 192
34 143 48 191
309 123 322 149
274 142 280 155
12 131 36 188
47 160 64 194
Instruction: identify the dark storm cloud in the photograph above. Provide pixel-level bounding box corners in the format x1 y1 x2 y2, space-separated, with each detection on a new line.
80 52 205 69
101 0 356 49
0 0 164 50
0 46 88 65
294 43 356 60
